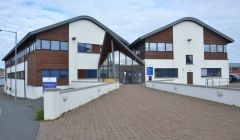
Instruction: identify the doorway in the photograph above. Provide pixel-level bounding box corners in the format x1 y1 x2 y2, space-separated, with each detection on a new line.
187 72 193 84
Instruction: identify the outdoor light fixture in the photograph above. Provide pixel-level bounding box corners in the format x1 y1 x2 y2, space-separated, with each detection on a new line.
72 37 76 40
187 39 192 42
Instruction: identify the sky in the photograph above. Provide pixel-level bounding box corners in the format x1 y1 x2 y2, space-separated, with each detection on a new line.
0 0 239 68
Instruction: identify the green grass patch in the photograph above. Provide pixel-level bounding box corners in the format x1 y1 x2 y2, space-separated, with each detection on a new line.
35 109 44 121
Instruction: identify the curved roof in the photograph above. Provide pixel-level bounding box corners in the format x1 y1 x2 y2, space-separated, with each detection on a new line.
130 17 234 47
2 15 129 60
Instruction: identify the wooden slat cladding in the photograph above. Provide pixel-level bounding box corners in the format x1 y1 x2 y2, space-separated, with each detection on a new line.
204 52 228 60
145 27 173 43
145 52 173 59
204 28 229 44
25 50 69 86
92 44 101 53
36 24 69 41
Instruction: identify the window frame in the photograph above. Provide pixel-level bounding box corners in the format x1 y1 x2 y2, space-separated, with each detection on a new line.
77 43 93 53
186 55 193 65
201 68 221 77
154 68 178 78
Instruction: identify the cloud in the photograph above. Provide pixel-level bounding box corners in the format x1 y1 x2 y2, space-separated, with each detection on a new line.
0 0 239 68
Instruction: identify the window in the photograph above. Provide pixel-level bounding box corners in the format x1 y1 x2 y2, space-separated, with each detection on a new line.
204 44 210 52
210 44 217 52
201 68 221 77
166 43 173 51
145 42 149 51
42 69 69 79
60 42 68 51
36 40 41 49
41 40 50 50
217 45 224 52
78 69 97 78
186 55 193 65
149 43 157 51
51 41 60 50
78 43 92 53
157 43 165 51
155 68 178 78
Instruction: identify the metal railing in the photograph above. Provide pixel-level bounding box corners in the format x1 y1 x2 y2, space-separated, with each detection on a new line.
205 78 240 89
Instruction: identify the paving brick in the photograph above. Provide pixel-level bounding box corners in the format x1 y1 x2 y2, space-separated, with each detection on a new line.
38 85 240 140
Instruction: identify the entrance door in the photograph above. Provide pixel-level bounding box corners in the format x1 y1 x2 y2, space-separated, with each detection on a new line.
187 72 193 84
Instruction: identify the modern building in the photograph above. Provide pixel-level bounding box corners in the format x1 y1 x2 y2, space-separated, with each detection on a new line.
129 17 234 85
229 63 240 74
2 16 234 99
0 68 4 86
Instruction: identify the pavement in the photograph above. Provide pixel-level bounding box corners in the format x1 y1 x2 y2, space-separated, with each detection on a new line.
38 85 240 140
0 92 43 140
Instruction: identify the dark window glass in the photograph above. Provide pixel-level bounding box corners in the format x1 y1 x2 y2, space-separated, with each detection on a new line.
204 44 210 52
149 43 157 51
60 42 68 51
50 70 59 78
78 69 97 78
41 40 50 49
78 43 92 53
42 70 50 77
217 45 224 52
157 43 165 51
210 44 217 52
155 68 178 78
201 68 221 77
59 70 68 79
51 41 60 50
166 43 173 51
186 55 193 65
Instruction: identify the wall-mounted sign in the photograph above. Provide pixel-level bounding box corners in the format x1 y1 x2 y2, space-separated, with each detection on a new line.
147 67 153 76
42 77 57 90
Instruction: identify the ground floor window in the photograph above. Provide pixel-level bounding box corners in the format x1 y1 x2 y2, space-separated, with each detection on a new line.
201 68 221 77
155 68 178 78
42 69 68 79
78 69 97 79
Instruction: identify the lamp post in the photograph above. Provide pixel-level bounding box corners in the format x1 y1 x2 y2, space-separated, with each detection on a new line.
0 29 18 102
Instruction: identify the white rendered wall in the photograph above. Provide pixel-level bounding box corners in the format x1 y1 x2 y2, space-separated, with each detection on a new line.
144 21 229 86
44 83 119 120
146 81 240 107
69 20 106 82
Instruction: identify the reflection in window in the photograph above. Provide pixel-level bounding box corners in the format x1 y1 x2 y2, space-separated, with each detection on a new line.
155 68 178 78
186 55 193 65
210 45 217 52
157 43 165 51
166 43 173 51
78 43 92 53
149 43 157 51
51 41 60 50
201 68 221 77
41 40 50 49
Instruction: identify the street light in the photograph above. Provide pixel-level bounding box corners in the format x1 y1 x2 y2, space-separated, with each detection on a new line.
0 29 18 102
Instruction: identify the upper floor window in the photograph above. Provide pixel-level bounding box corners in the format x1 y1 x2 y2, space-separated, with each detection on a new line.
42 40 51 50
51 41 60 50
60 42 69 50
145 42 173 52
78 43 92 53
186 55 193 65
204 44 226 53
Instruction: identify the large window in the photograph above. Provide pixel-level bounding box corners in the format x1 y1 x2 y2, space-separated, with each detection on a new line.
78 43 92 53
155 68 178 78
186 55 193 65
42 69 69 79
60 42 69 50
78 69 97 78
201 68 221 77
145 42 173 52
204 44 226 53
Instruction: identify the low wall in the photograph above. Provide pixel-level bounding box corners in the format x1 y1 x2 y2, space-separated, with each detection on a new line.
70 80 104 88
44 82 119 120
146 81 240 107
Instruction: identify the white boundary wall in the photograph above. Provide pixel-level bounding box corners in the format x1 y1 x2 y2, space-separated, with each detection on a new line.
146 81 240 107
44 83 119 120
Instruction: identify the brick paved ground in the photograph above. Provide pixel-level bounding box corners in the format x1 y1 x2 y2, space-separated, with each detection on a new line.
38 85 240 140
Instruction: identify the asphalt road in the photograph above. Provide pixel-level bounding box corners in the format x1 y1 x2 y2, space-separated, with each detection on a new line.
0 92 42 140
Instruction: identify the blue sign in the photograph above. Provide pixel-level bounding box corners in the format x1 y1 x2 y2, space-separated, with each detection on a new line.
147 67 153 75
42 77 57 89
